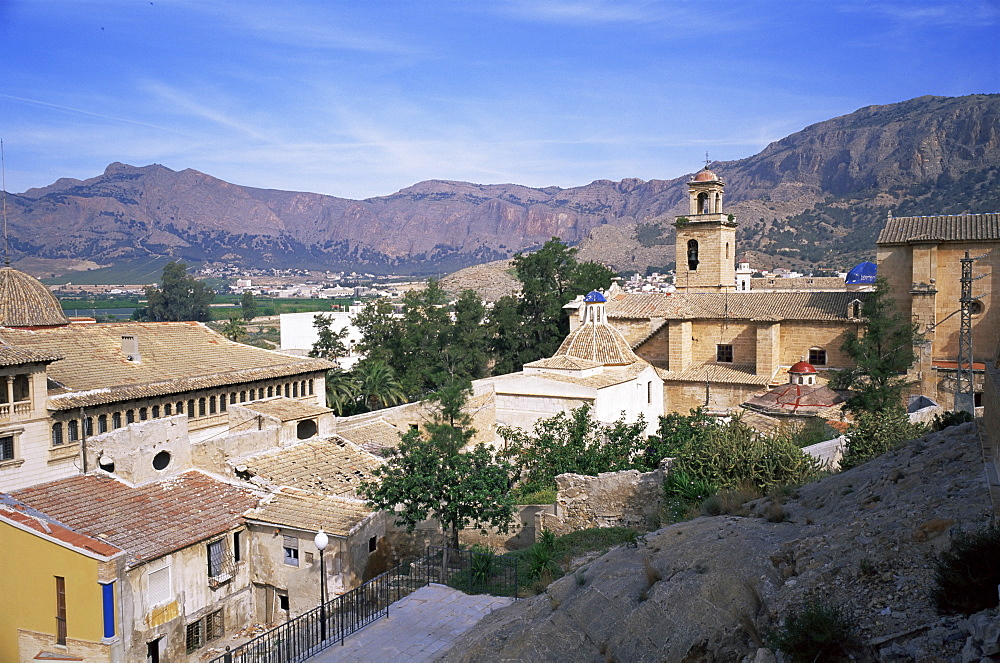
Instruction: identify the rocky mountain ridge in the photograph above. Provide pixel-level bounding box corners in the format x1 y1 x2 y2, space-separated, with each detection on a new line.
441 423 997 662
9 94 1000 275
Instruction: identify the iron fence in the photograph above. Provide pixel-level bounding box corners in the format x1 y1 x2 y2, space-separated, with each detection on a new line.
417 546 519 598
208 547 516 663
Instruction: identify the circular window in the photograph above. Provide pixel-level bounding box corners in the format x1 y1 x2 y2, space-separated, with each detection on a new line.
152 450 171 471
969 300 985 316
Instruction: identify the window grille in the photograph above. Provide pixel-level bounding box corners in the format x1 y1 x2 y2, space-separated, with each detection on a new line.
52 423 63 446
0 435 13 461
716 344 734 363
186 620 203 653
808 347 827 366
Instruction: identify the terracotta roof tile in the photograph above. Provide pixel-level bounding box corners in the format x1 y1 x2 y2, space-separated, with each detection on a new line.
336 419 405 456
237 436 381 498
243 487 373 537
534 361 649 389
11 472 258 566
608 291 869 322
877 213 1000 244
0 494 123 558
0 344 62 366
524 355 604 370
654 363 774 386
0 268 70 327
0 322 333 410
243 397 331 421
554 323 639 365
750 277 847 291
743 383 845 416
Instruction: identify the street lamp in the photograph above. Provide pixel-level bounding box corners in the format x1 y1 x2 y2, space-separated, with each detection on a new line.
314 528 329 642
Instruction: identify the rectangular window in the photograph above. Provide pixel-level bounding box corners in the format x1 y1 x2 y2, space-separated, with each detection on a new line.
368 535 378 554
233 531 241 563
55 576 67 646
283 536 299 567
808 348 827 366
716 344 733 363
207 539 225 577
147 564 171 607
647 381 652 405
52 423 63 446
0 435 14 461
185 620 203 653
12 374 29 402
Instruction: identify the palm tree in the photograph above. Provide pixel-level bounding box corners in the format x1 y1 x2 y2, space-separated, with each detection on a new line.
355 360 407 412
325 368 359 415
221 315 247 342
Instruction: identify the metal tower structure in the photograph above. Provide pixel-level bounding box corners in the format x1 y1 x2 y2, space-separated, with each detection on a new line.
955 250 985 414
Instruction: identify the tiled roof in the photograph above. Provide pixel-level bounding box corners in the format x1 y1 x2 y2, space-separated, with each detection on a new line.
877 213 1000 244
743 383 845 416
608 291 868 322
0 268 70 327
655 363 774 386
243 397 332 421
534 361 649 389
0 344 62 366
237 436 381 498
524 355 604 371
11 472 258 566
0 322 333 410
0 494 123 558
554 323 639 365
244 487 373 537
336 419 404 456
750 277 847 291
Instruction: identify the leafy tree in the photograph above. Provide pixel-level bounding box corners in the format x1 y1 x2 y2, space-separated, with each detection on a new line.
308 314 349 362
498 404 648 495
832 278 922 413
841 408 925 469
324 368 359 415
445 289 490 383
360 382 516 549
353 359 407 412
240 291 259 321
143 261 214 322
352 298 401 366
221 315 247 342
488 238 616 373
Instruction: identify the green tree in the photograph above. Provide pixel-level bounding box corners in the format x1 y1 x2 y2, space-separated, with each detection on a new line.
221 315 247 342
841 408 925 469
360 382 516 549
352 299 401 366
309 314 349 361
354 359 407 412
832 278 922 413
143 261 214 322
240 291 259 321
498 404 648 495
445 289 490 382
324 368 359 415
488 238 616 373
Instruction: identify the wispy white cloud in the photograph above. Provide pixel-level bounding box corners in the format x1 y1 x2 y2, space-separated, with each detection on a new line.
140 82 272 142
0 93 185 134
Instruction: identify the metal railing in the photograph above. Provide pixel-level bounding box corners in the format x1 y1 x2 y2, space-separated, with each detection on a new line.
208 547 516 663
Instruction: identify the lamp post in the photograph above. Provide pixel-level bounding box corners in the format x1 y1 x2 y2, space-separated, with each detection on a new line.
314 528 329 642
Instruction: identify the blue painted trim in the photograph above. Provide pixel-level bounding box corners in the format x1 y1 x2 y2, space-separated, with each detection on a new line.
100 580 115 639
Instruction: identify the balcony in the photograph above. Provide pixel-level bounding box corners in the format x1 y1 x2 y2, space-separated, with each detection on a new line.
0 401 31 421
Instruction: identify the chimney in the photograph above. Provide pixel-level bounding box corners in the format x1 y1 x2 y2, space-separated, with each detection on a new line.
121 335 141 363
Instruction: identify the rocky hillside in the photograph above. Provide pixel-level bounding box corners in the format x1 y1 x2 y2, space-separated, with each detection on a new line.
9 94 1000 275
440 423 997 662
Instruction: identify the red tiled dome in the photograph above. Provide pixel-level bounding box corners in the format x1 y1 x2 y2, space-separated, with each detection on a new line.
788 361 817 374
693 168 718 182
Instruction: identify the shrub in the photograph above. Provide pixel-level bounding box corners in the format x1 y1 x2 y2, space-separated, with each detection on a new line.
768 601 860 662
932 409 975 431
933 524 1000 615
841 408 926 469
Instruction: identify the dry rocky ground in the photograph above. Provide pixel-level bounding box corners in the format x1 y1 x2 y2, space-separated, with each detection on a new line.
440 422 999 662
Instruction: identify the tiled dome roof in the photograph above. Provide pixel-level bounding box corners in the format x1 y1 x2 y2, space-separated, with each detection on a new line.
554 322 639 366
0 267 70 327
788 361 817 374
584 290 607 303
693 167 718 182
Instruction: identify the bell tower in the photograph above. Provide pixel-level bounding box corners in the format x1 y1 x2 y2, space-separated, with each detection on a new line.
673 166 737 292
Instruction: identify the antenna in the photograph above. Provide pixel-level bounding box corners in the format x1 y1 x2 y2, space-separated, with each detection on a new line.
1 139 7 267
704 151 710 168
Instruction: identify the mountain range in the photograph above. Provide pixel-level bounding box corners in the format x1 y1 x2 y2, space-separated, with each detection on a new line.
8 94 1000 277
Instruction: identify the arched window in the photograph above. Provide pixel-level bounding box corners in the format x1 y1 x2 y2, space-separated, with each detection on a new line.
112 412 122 429
152 405 160 418
84 417 93 437
164 403 172 416
267 385 274 398
68 420 79 442
240 391 247 403
725 242 729 259
230 393 237 404
97 414 108 434
697 191 709 214
52 423 64 446
126 409 135 424
850 299 862 318
308 380 314 396
209 396 217 414
284 383 291 398
187 400 195 418
198 398 206 416
715 193 721 212
139 407 148 421
687 240 699 271
293 382 299 398
249 389 256 401
177 401 184 414
220 397 227 413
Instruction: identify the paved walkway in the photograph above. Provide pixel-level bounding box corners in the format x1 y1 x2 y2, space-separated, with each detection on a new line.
305 584 514 662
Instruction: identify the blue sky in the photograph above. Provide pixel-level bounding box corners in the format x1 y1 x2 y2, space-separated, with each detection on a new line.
1 1 998 200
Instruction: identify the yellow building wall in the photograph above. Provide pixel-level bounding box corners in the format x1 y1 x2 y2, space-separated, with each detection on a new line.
0 521 107 662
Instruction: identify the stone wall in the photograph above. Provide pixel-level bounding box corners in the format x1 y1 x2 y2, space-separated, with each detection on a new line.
983 362 1000 477
543 462 670 534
